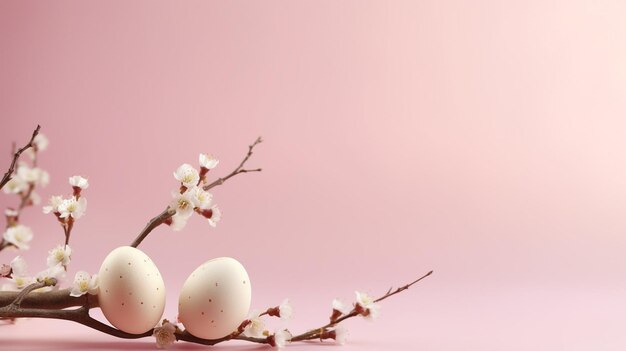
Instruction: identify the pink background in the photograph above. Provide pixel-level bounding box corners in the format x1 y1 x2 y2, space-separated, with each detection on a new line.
1 1 625 350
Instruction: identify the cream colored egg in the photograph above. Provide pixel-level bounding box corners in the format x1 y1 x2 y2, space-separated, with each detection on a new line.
178 257 251 339
97 246 166 334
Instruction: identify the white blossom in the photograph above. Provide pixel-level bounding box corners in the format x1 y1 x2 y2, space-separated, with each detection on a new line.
173 163 200 187
24 133 49 158
243 310 265 338
153 320 177 349
2 225 34 250
279 299 293 321
4 208 18 217
199 153 219 170
47 245 72 267
207 204 221 227
17 165 49 187
189 187 212 210
36 264 66 283
170 191 196 218
58 196 87 219
68 175 89 189
2 176 27 194
332 298 352 315
170 213 190 232
70 271 99 297
10 275 34 290
273 329 292 349
33 133 49 152
29 191 41 205
10 256 29 278
355 291 380 320
333 325 349 345
43 195 64 214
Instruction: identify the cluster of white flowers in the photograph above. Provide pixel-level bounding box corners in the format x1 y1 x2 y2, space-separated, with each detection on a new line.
0 252 69 292
43 176 88 220
241 299 294 348
169 155 221 231
153 319 178 349
2 133 49 206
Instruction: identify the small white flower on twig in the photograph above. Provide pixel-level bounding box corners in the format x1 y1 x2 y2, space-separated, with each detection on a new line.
271 329 292 349
2 176 27 194
199 153 219 170
69 175 89 190
332 298 352 315
243 310 265 338
174 164 200 187
47 245 72 267
58 196 87 219
69 271 99 297
170 191 196 218
10 256 28 277
3 225 34 250
355 291 380 320
4 208 18 217
206 204 221 227
29 191 41 206
6 256 33 290
332 325 349 345
268 299 294 320
170 213 190 232
189 187 212 210
32 133 48 152
279 299 293 320
17 165 49 187
36 264 65 284
43 195 64 214
153 320 177 349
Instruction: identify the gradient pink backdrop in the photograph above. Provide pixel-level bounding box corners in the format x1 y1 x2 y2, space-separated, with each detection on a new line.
1 1 625 350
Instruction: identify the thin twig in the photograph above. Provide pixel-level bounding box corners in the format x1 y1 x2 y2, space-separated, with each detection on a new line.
291 270 434 342
203 137 263 191
0 125 40 190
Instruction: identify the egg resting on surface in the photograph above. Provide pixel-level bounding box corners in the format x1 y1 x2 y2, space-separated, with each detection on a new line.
178 257 251 339
98 246 166 334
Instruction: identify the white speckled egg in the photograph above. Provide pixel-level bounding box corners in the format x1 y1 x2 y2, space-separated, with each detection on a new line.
97 246 166 334
178 257 251 339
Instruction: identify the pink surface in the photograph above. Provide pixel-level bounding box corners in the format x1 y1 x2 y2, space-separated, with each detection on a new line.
1 1 626 350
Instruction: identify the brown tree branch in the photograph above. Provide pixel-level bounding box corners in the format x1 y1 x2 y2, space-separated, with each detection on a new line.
0 271 432 347
0 288 97 309
0 125 40 190
129 207 175 248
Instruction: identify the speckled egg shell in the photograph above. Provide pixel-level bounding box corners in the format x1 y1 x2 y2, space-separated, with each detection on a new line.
178 257 251 339
97 246 166 334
